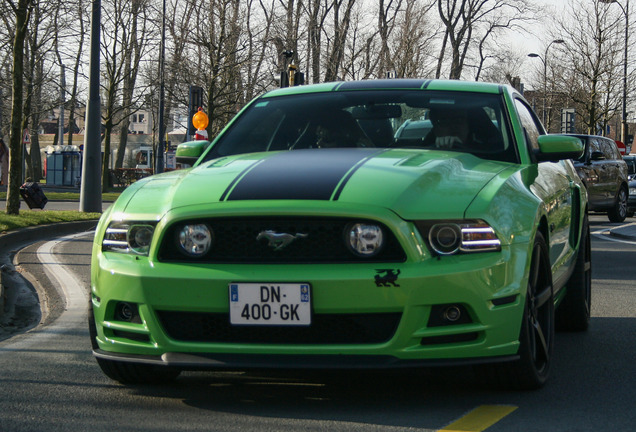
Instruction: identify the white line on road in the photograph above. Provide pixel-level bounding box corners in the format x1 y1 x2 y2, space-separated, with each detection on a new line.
592 229 636 245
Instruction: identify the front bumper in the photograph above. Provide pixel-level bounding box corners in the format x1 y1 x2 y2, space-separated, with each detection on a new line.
90 242 529 368
93 349 519 369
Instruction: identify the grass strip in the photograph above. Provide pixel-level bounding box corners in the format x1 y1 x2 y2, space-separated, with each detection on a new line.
0 192 120 201
0 210 102 233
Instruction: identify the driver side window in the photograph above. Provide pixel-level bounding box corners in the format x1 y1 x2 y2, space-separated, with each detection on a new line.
514 99 543 152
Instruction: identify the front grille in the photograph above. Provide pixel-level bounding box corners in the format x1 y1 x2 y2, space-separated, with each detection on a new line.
156 311 402 345
157 217 406 264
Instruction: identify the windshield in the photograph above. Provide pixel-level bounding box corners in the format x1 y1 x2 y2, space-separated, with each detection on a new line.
204 90 517 163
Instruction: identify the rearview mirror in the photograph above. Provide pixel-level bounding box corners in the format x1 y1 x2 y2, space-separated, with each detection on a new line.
351 104 402 119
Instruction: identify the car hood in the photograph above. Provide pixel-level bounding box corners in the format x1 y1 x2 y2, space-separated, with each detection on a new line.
116 148 510 219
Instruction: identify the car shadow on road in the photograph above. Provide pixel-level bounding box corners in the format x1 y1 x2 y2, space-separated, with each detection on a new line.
116 317 635 430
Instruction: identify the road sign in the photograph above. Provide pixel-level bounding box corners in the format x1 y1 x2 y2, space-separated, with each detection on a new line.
22 129 30 144
615 140 627 155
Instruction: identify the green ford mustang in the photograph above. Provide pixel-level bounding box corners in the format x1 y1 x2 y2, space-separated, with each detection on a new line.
89 79 591 389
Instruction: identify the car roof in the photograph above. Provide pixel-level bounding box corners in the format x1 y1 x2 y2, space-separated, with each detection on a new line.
566 134 614 141
261 79 508 99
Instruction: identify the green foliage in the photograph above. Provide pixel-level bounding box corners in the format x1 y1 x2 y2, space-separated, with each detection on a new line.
0 211 101 233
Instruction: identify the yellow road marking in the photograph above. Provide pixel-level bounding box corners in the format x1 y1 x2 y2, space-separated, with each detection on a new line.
438 405 518 432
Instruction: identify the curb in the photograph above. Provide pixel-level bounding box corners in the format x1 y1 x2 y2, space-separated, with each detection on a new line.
608 222 636 241
0 220 98 329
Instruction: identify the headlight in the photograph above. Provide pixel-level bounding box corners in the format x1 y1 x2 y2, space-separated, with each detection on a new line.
177 224 213 257
415 220 501 256
103 222 156 255
346 222 384 257
428 223 462 255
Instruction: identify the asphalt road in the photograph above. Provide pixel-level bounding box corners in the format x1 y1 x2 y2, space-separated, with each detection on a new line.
0 215 635 431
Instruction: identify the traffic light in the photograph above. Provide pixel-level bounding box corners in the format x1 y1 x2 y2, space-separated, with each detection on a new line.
561 109 575 134
280 64 304 88
279 51 304 88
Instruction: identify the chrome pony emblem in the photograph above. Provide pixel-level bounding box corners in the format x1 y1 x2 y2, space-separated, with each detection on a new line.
256 230 308 250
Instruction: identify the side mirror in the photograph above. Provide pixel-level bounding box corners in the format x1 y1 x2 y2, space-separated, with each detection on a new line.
535 135 584 162
176 140 210 165
590 151 605 161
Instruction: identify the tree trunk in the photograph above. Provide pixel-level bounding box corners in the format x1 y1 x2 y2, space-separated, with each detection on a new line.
29 58 44 181
6 0 32 215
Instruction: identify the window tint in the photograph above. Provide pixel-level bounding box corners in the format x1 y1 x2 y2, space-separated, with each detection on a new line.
205 90 518 163
514 99 542 152
599 138 619 160
587 138 601 159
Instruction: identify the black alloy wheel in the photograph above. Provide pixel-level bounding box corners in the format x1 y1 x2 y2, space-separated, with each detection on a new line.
608 187 628 222
475 232 554 390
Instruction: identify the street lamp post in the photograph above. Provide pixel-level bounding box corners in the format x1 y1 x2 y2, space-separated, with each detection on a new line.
155 0 166 174
528 39 565 129
600 0 629 144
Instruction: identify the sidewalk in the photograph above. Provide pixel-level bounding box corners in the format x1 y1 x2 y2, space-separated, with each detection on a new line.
0 221 98 341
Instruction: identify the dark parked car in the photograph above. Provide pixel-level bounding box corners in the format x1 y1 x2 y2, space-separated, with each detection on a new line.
624 154 636 180
571 135 629 222
623 154 636 217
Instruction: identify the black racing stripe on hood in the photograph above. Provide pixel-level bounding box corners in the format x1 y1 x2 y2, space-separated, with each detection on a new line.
225 149 380 201
218 159 265 202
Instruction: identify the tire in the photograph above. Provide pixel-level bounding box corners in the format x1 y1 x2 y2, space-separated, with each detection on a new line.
96 357 181 385
556 216 591 332
476 232 554 390
608 187 628 222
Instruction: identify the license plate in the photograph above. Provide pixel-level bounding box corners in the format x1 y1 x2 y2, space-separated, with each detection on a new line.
229 283 311 326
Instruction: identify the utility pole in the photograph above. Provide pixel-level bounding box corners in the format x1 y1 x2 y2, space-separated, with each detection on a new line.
59 64 65 146
79 0 102 212
155 0 166 174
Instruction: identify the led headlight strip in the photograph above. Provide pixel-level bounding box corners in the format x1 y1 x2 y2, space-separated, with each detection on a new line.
415 220 501 256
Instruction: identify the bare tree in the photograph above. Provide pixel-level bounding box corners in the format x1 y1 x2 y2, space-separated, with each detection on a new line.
323 0 357 82
472 4 537 82
306 0 330 83
377 0 402 77
436 0 533 80
53 0 89 151
243 0 278 100
477 46 525 85
341 7 379 80
5 0 33 215
342 0 437 80
390 0 437 79
115 0 152 169
556 0 623 134
23 0 62 182
100 0 153 190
